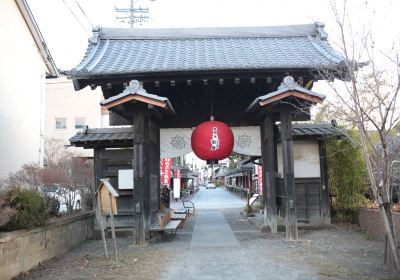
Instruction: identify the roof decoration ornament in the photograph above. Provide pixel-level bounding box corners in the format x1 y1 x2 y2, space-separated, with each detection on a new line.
279 76 296 90
125 80 145 95
314 22 328 40
89 26 102 45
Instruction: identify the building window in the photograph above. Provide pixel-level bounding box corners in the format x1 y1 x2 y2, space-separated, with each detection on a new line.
55 118 67 129
75 118 86 129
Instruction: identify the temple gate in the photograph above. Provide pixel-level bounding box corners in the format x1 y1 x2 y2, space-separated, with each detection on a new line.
68 23 345 243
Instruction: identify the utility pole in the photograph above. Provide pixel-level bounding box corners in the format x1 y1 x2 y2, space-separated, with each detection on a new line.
115 0 149 28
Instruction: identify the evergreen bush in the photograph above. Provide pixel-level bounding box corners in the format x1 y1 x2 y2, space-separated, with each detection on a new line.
6 188 48 230
325 132 368 222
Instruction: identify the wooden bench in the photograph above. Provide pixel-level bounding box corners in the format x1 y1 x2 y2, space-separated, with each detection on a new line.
150 210 182 234
182 200 195 216
171 213 187 220
151 220 181 234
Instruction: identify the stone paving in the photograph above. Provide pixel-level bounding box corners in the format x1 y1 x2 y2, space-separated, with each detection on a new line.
16 187 400 280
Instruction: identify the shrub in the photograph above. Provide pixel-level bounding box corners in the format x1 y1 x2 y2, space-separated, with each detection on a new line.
44 195 60 216
6 188 48 230
0 207 17 229
325 133 368 222
0 191 17 230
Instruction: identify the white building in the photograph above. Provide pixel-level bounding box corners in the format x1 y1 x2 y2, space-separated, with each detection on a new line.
0 0 58 178
44 76 108 157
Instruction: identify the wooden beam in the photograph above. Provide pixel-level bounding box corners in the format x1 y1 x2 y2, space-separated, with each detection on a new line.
102 95 167 110
259 90 323 107
280 107 298 240
133 95 167 108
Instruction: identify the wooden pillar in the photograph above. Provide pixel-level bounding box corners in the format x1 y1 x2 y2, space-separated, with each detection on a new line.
93 148 103 210
319 142 331 223
132 108 151 245
261 113 277 233
248 173 251 192
280 107 297 240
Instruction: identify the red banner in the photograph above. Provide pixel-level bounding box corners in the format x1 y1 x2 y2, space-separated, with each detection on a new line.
257 165 263 194
175 169 181 178
160 158 172 187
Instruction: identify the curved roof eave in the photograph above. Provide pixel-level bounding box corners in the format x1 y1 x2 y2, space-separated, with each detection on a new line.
67 23 345 82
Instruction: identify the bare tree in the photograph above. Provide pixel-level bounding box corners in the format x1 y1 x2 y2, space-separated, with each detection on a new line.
44 138 70 167
0 138 93 213
5 163 43 191
317 0 400 269
42 137 93 212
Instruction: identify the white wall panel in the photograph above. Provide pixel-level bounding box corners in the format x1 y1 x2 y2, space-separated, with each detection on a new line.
277 141 320 178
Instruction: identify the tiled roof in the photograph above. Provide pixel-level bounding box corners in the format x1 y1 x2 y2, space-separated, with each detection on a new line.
285 123 337 138
247 76 326 112
67 23 344 78
69 127 133 147
225 164 254 178
69 123 338 149
101 80 176 114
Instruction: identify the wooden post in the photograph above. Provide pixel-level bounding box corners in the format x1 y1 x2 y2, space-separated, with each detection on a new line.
319 142 331 223
262 113 277 233
280 107 298 240
108 192 118 261
96 193 108 259
133 108 150 245
93 149 103 210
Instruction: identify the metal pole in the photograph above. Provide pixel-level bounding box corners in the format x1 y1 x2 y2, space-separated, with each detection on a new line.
130 0 134 28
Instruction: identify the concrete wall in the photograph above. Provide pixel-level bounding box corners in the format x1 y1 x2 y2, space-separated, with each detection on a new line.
44 77 107 157
358 208 400 241
277 141 321 178
0 212 93 280
0 0 47 178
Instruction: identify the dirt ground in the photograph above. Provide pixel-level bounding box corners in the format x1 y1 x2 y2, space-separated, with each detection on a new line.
16 209 400 280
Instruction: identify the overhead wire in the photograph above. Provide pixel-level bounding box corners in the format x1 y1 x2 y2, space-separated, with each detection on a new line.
61 0 91 36
74 0 93 28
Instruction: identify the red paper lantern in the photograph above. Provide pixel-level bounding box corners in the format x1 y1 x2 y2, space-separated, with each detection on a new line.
191 120 234 162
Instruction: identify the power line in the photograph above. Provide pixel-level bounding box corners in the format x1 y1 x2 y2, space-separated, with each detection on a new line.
115 0 149 28
62 0 91 35
74 0 93 28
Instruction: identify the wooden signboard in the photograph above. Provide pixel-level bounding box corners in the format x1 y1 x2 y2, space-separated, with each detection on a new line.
99 183 118 215
95 178 119 261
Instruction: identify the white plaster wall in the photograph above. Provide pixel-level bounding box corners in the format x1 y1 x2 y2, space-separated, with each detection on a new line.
44 77 104 157
0 0 46 178
277 141 321 178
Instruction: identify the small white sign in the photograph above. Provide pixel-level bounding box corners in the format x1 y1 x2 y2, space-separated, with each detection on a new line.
118 169 134 189
173 178 181 199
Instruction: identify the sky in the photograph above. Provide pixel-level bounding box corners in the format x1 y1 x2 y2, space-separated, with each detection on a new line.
27 0 400 70
26 0 400 168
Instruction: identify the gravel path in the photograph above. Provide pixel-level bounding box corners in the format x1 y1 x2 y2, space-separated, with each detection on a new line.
13 188 399 279
16 207 399 280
